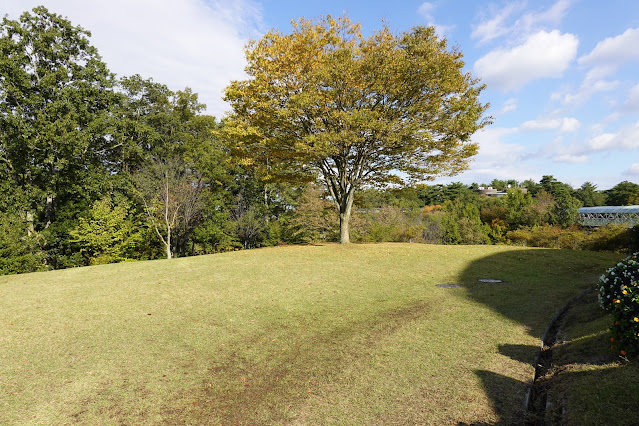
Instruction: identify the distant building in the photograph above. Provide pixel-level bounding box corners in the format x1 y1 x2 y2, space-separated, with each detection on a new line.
578 206 639 227
477 186 528 197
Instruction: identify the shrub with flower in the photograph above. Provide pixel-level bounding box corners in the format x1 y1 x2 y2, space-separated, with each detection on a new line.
597 253 639 356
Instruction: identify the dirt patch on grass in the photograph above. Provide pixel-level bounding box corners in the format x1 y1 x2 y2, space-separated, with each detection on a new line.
173 301 433 424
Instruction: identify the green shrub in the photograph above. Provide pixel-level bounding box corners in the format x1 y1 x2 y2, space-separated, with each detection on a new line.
586 225 632 253
0 211 47 275
555 227 588 250
506 225 567 248
627 224 639 253
505 224 632 252
440 213 461 244
458 217 491 244
353 206 423 243
69 196 144 265
420 214 445 244
597 254 639 356
504 228 532 246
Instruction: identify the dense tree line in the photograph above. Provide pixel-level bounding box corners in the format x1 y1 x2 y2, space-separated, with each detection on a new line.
337 178 639 250
0 7 299 273
1 8 638 275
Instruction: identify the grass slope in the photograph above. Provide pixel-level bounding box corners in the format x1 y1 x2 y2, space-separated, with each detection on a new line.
0 244 621 424
545 290 639 425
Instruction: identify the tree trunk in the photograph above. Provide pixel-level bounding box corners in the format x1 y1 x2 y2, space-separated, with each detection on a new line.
339 209 351 244
164 171 172 259
338 188 355 244
45 195 54 228
166 227 172 259
25 211 34 236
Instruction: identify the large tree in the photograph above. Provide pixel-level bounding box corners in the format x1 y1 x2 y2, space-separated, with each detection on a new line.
605 181 639 206
0 7 119 226
125 82 221 259
575 181 606 207
224 16 490 243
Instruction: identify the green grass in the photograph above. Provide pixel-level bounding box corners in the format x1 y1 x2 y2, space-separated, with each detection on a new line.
546 290 639 425
0 243 622 424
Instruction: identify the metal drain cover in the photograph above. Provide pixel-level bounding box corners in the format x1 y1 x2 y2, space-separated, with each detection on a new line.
478 279 503 283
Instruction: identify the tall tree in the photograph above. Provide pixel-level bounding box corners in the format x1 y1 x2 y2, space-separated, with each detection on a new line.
224 16 490 243
550 186 582 228
539 175 574 197
0 7 119 226
522 179 542 196
119 77 225 258
575 181 606 207
605 181 639 206
134 158 205 259
504 188 534 229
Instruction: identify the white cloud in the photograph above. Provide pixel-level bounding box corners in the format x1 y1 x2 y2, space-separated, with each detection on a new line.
555 27 639 107
518 0 571 32
624 163 639 177
471 3 521 44
588 121 639 151
520 117 580 132
459 127 538 182
416 2 455 38
474 30 578 92
589 133 617 150
588 112 622 135
561 78 620 106
543 136 590 163
436 123 593 185
1 0 262 118
579 27 639 69
417 2 436 19
529 135 591 164
625 84 639 111
471 0 571 44
499 98 518 114
552 153 588 163
559 117 581 132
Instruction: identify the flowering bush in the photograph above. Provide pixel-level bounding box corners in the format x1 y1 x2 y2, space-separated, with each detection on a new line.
598 253 639 311
597 253 639 356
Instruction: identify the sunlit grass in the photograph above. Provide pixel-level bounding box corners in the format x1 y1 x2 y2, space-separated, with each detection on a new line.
0 244 621 424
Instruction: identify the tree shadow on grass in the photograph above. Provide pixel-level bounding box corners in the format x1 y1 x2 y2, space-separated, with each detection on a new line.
457 248 622 425
498 344 538 366
537 289 639 425
458 370 529 426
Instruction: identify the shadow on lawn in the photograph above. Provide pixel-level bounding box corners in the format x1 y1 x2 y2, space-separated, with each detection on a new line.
457 370 528 426
457 248 621 425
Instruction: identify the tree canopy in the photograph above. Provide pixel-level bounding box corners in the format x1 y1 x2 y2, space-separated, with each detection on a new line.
224 16 491 243
0 6 118 220
606 181 639 206
3 6 634 275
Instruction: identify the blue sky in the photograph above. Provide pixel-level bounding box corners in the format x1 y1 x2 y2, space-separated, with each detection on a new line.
2 0 639 190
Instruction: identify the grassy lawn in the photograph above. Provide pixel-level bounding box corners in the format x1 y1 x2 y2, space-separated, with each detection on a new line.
0 243 622 424
545 289 639 425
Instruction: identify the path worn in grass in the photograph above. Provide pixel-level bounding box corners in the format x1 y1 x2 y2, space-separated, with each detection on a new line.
0 244 620 424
